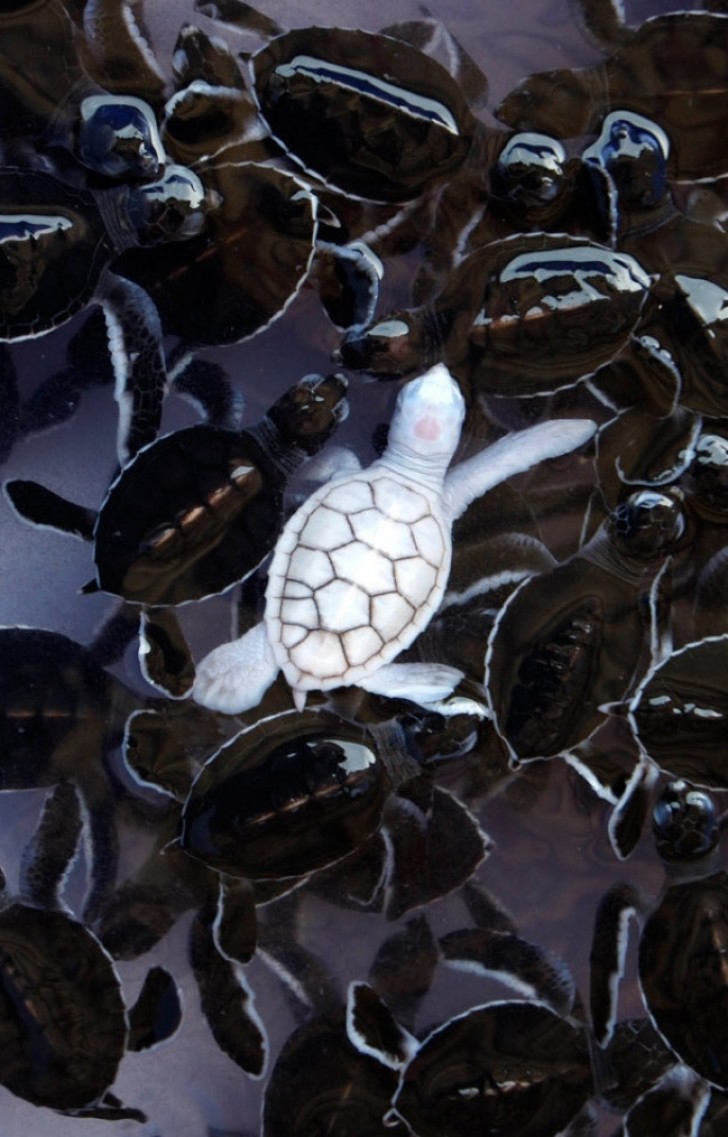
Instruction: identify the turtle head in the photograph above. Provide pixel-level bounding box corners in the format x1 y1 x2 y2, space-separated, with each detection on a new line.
336 312 428 377
268 372 349 454
77 95 165 181
387 363 465 468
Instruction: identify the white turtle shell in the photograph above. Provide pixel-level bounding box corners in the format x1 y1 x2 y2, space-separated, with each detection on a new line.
266 467 449 691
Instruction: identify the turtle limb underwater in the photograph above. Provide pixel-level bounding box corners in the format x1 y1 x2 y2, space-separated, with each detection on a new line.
0 163 208 464
6 373 349 697
591 780 728 1093
0 780 181 1120
193 363 596 716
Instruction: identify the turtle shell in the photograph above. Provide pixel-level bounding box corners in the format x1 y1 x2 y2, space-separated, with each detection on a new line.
339 234 651 389
630 635 728 790
114 162 318 345
0 168 110 340
266 468 450 692
180 708 387 879
0 627 120 786
393 1001 592 1137
92 372 348 606
93 425 283 606
250 26 477 203
640 870 728 1089
0 903 127 1111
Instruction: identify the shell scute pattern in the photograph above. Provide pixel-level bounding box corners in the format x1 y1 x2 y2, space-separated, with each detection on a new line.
268 469 450 689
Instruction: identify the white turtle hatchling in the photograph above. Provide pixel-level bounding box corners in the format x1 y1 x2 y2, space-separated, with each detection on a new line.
193 363 596 715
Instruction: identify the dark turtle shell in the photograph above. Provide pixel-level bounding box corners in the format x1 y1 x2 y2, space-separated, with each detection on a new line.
392 1001 592 1137
496 10 728 181
630 635 728 790
180 708 387 880
0 627 121 786
249 26 478 203
339 234 651 393
0 168 111 340
0 903 127 1111
91 372 347 606
640 871 728 1089
114 162 318 345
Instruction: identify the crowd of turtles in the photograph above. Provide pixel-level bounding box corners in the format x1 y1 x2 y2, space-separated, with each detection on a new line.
2 0 728 1133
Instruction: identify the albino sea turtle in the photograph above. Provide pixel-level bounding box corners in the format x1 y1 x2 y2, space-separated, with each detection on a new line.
193 363 596 715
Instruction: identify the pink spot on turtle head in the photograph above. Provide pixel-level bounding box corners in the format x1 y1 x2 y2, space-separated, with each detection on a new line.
414 412 442 441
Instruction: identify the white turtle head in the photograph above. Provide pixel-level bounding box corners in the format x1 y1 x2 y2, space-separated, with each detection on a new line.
386 364 466 473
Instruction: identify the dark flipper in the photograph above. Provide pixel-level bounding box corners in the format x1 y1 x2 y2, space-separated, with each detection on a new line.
190 894 268 1077
127 966 183 1051
19 782 83 909
98 269 167 464
5 478 97 539
139 607 195 698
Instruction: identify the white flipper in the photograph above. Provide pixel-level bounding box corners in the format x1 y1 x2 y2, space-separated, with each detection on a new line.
193 622 279 714
444 418 596 521
357 661 466 709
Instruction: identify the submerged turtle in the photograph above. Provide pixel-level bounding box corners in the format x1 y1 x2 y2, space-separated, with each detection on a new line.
496 1 728 182
193 363 596 715
338 234 655 398
0 780 181 1120
0 163 207 462
6 373 349 696
591 779 728 1090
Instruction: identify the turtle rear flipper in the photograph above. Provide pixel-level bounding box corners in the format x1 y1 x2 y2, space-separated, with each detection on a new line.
193 621 279 714
5 478 97 539
127 966 182 1051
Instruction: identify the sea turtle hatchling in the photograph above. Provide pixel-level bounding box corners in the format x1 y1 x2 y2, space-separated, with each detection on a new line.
193 363 596 715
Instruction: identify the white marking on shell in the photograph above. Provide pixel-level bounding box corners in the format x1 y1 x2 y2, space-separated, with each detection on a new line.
330 542 396 591
342 626 385 667
298 504 354 552
350 509 418 558
395 557 438 608
412 514 445 563
289 630 348 679
370 593 417 640
317 579 371 632
280 597 319 628
322 479 375 512
372 478 430 523
287 546 332 590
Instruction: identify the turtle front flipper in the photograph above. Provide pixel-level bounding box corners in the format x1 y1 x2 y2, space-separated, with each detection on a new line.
139 607 196 699
96 269 167 465
444 418 597 522
590 881 640 1047
357 660 470 714
193 621 279 714
5 478 97 539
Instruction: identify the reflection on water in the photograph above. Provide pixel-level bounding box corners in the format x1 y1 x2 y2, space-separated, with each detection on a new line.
0 1 727 1134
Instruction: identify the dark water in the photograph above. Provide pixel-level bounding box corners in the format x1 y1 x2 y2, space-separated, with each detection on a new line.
0 1 726 1134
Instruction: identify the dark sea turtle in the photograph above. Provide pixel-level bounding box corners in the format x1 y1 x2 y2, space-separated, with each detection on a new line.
591 779 728 1090
0 163 207 461
0 780 181 1120
6 373 349 696
496 1 728 182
